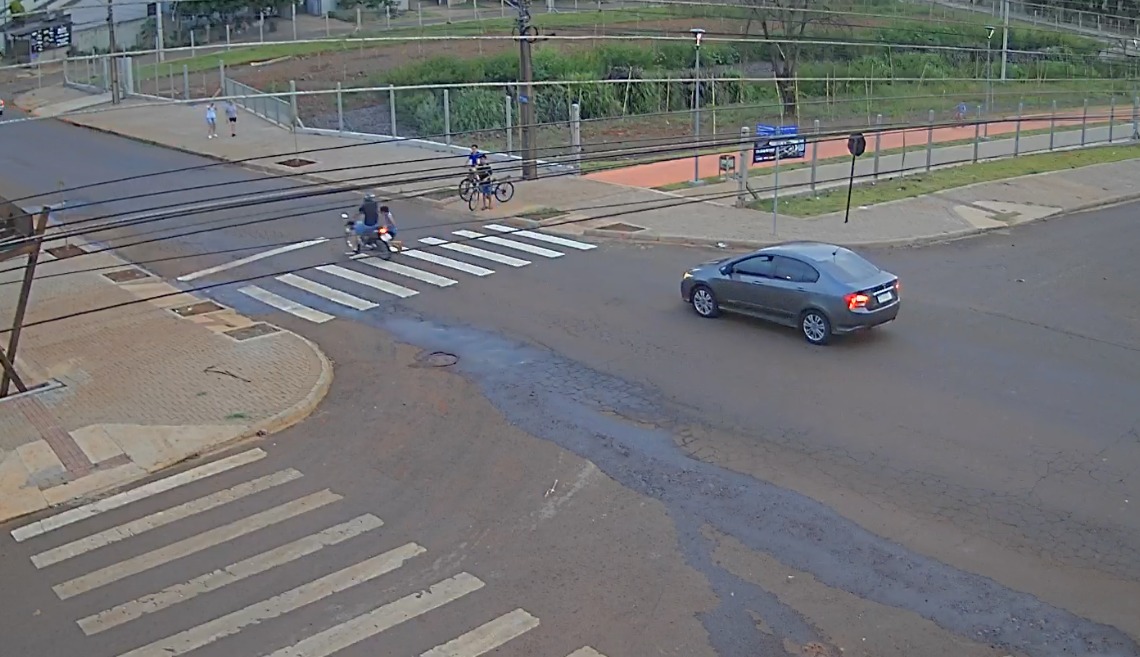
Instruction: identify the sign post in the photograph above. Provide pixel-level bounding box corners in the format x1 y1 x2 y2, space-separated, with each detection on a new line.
844 133 867 225
0 205 50 398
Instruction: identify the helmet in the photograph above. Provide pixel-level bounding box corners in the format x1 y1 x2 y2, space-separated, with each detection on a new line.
364 193 376 201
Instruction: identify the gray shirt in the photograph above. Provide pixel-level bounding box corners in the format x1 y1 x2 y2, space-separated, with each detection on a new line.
225 102 238 119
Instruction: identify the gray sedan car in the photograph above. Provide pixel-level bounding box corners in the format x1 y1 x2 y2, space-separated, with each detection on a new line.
680 242 900 345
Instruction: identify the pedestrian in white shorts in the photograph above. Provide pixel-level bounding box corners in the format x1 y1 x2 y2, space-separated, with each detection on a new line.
205 102 217 139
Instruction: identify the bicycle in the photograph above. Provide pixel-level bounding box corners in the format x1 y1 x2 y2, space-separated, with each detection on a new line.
468 178 514 211
458 169 478 202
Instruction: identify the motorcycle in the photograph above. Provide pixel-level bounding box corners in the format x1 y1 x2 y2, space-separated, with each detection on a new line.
343 213 397 259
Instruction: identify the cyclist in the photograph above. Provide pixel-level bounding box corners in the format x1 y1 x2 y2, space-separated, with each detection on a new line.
475 154 494 211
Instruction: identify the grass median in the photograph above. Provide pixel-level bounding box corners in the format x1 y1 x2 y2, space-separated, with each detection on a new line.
747 143 1140 217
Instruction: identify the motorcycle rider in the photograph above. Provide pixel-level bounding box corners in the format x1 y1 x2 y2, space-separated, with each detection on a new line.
349 192 380 250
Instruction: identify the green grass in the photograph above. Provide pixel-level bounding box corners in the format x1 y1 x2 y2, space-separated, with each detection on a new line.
746 143 1140 217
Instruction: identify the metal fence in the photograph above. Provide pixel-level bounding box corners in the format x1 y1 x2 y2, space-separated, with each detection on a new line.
222 77 296 128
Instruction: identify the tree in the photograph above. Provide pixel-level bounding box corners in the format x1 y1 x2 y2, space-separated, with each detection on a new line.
743 0 824 119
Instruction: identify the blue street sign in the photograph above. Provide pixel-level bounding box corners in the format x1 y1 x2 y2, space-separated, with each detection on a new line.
753 124 806 163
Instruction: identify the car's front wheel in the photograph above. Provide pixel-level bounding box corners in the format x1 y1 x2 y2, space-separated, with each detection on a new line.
800 309 832 345
690 285 720 318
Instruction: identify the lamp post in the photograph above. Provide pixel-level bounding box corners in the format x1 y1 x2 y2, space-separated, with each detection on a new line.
691 27 705 184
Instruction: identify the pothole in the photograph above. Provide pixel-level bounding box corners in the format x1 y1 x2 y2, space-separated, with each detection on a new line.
277 158 316 168
411 350 459 368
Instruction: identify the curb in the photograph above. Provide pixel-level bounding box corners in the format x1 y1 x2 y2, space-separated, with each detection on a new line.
245 331 334 440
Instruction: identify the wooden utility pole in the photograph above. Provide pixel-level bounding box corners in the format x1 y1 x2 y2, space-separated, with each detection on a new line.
514 0 538 180
0 207 50 398
107 0 120 103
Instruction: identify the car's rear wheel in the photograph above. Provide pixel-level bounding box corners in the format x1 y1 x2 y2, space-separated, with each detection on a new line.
800 309 831 345
690 285 720 318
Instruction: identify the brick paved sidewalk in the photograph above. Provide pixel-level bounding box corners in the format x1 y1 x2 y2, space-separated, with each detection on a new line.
0 226 332 524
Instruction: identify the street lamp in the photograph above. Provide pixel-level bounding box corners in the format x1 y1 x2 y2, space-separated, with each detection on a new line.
691 27 705 184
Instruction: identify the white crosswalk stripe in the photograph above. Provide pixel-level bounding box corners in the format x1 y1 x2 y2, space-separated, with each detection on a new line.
420 608 539 657
354 256 458 287
316 264 420 298
10 448 266 541
484 225 597 250
400 249 495 276
16 452 619 657
452 230 564 258
277 273 379 309
239 285 335 323
31 469 302 568
566 648 608 657
263 572 486 657
420 236 531 267
53 490 341 599
76 513 386 635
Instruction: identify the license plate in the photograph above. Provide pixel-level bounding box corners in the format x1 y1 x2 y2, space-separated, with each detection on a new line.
875 291 893 304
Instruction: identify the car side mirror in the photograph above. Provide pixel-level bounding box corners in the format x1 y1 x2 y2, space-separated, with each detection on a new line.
720 265 732 275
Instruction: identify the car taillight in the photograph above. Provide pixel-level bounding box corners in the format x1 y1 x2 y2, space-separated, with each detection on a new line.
845 292 870 310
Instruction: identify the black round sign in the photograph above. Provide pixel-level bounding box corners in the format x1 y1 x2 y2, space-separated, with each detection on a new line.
847 133 867 157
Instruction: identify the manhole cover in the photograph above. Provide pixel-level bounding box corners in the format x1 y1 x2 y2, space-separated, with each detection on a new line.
46 244 87 259
225 323 281 341
415 351 458 367
596 222 645 233
277 158 316 168
171 300 225 317
103 268 151 282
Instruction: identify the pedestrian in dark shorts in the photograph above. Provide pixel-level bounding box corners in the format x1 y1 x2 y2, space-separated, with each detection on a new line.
225 100 238 137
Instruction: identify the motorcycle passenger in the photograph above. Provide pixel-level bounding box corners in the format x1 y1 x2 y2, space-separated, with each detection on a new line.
379 205 403 251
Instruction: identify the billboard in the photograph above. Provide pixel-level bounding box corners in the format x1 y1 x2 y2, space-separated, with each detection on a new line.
753 124 806 163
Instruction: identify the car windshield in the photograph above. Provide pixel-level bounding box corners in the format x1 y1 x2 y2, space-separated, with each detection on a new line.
826 248 881 283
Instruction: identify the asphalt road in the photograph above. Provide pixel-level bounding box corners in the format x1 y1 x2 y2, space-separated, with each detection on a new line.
1 110 1138 657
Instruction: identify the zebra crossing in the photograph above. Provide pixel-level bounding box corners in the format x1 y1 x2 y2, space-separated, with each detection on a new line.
234 225 595 324
9 447 612 657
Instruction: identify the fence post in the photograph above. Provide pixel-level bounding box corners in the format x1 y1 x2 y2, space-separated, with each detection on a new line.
925 109 934 172
1049 100 1056 150
737 125 750 207
388 85 397 138
973 105 981 163
190 30 196 57
443 89 451 146
1133 95 1139 140
336 82 344 132
182 64 189 99
1014 101 1023 156
1081 98 1088 146
505 92 513 155
226 23 231 50
810 119 819 194
771 149 780 236
289 80 298 131
872 113 882 179
571 103 582 171
218 60 225 92
1109 95 1116 143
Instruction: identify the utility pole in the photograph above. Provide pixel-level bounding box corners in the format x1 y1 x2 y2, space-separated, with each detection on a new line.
155 0 165 62
999 0 1010 81
107 0 120 103
514 0 538 180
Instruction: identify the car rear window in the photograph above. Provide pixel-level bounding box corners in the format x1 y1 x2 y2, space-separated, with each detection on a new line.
828 249 881 282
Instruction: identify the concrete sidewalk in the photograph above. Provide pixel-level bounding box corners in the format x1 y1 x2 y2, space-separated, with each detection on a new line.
0 225 332 524
16 85 1140 249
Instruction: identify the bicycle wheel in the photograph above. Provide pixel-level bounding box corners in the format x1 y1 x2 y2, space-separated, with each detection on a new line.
468 191 480 212
495 181 515 203
458 178 475 201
